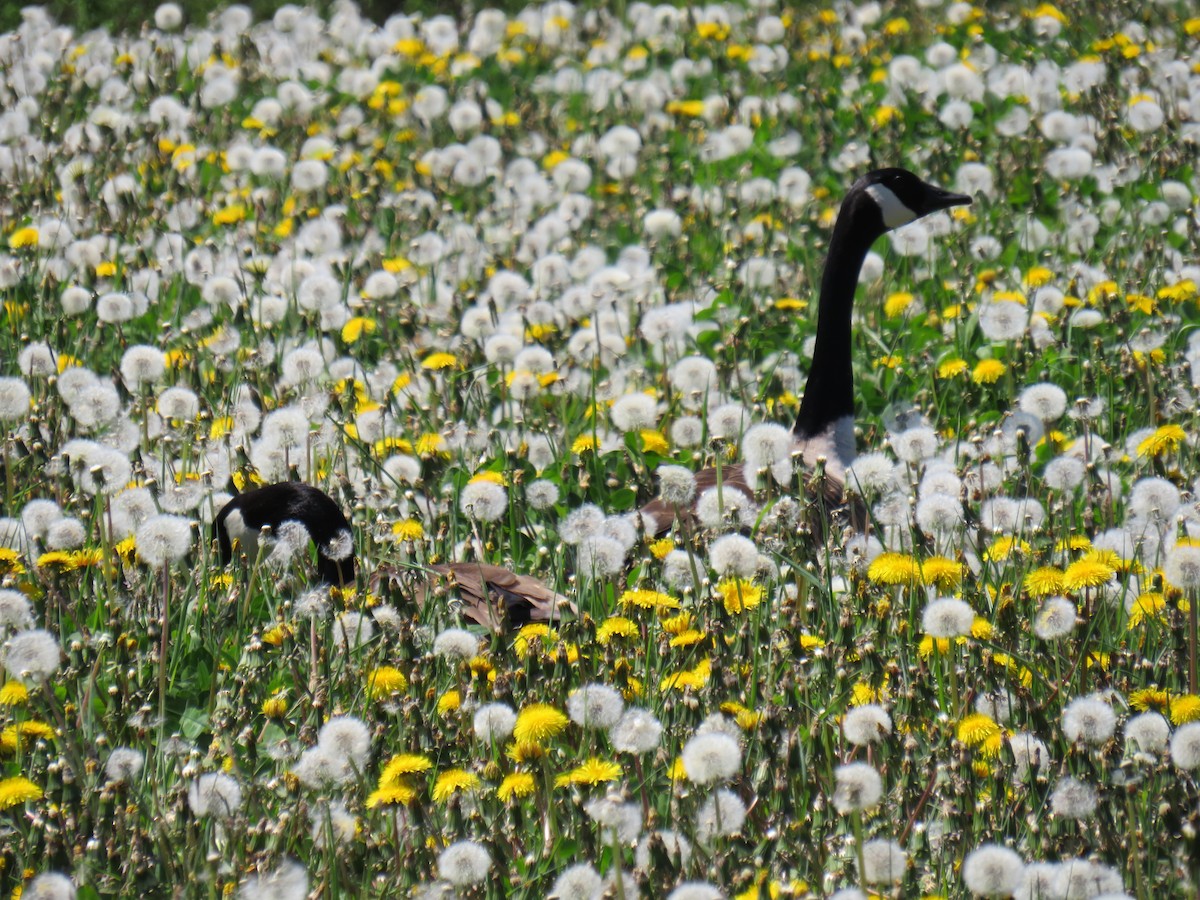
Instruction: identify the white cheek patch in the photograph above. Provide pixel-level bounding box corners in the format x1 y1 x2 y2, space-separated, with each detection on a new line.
223 509 258 556
865 183 917 229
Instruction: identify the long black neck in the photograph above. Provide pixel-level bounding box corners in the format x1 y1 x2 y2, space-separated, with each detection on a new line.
793 193 882 439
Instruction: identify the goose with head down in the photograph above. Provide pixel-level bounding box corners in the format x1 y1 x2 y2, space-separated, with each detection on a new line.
640 167 973 535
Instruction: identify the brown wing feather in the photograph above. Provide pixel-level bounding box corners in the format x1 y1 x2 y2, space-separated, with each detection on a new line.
639 458 861 537
425 562 575 632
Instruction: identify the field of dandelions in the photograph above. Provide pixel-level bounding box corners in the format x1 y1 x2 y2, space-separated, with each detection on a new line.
3 0 1200 897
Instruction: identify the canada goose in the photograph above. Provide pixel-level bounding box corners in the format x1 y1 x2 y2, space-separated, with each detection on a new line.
214 482 355 585
641 168 972 534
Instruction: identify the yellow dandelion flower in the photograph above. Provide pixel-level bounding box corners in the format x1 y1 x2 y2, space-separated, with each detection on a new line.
884 291 916 317
596 616 638 644
261 696 288 719
341 316 378 344
0 681 29 706
437 690 461 716
1158 279 1197 303
971 359 1006 384
261 623 292 646
513 703 569 743
937 358 969 379
421 352 458 370
1024 567 1065 597
379 753 436 787
0 776 42 810
867 552 921 585
918 635 951 658
619 588 680 610
432 769 481 802
35 551 75 571
921 556 964 589
668 757 689 781
391 520 424 541
212 204 246 226
368 666 408 698
0 720 55 753
415 432 448 457
0 548 25 575
514 623 555 657
660 657 711 691
9 226 39 249
1126 293 1156 315
668 629 705 648
1088 280 1119 304
1023 265 1054 287
640 430 669 454
956 713 1000 748
571 434 598 454
1127 593 1166 629
647 538 675 560
506 741 547 764
666 99 706 117
660 612 694 635
1136 424 1187 458
1129 688 1169 712
983 536 1031 562
1062 556 1116 591
799 634 826 651
497 772 536 801
366 782 417 807
715 578 763 614
721 701 764 730
554 758 622 787
1170 695 1200 725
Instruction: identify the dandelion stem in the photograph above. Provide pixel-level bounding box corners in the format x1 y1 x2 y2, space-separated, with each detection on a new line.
1189 590 1198 695
158 563 170 727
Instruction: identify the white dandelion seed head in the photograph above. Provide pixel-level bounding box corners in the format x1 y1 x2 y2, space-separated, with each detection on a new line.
567 683 624 729
666 884 722 900
610 392 659 432
656 465 698 506
1044 456 1086 492
1170 721 1200 770
978 300 1027 342
134 514 192 568
916 493 964 537
975 690 1014 724
681 732 742 784
317 714 372 771
635 830 692 871
832 761 882 813
432 627 478 661
44 518 86 550
741 422 793 482
0 377 32 421
669 356 718 401
459 480 507 522
609 707 662 754
1049 776 1098 820
1009 731 1051 781
891 426 939 464
104 747 145 783
671 416 705 447
695 485 757 530
584 795 643 843
187 771 243 819
3 628 61 683
19 873 75 900
576 536 627 579
1130 477 1182 528
550 863 603 900
473 703 517 743
1062 694 1116 746
437 840 491 887
922 597 976 638
1123 711 1169 755
662 550 697 590
560 504 605 544
526 479 560 510
707 403 748 440
860 838 907 884
1053 859 1123 900
1018 382 1068 422
694 788 747 845
237 859 308 900
847 452 898 494
311 800 358 849
0 588 35 631
1014 862 1061 900
962 844 1025 897
1033 598 1078 640
708 533 760 579
843 704 893 746
333 611 374 650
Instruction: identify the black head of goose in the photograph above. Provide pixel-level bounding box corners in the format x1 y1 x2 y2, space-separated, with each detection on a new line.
641 167 973 535
214 482 356 586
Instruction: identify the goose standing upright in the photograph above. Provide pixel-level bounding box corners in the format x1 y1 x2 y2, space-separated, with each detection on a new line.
641 167 972 534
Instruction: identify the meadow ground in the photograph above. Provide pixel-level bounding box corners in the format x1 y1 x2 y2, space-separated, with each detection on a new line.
1 1 1200 898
